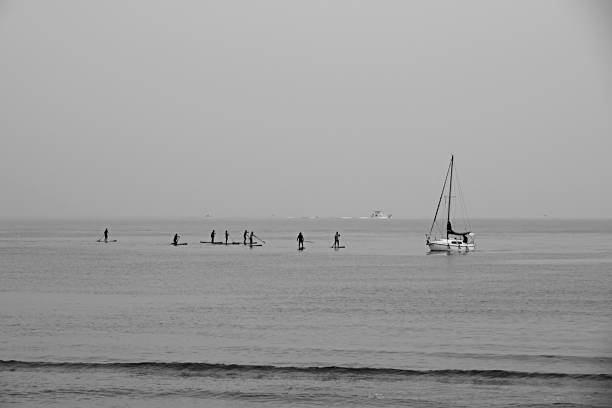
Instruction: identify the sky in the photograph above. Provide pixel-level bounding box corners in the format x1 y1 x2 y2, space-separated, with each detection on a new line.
0 0 611 219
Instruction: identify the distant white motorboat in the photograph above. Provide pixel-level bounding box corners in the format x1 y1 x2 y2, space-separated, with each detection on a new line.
370 210 392 219
426 155 475 252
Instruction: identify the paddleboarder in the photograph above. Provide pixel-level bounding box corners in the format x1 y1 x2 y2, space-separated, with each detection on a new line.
249 231 254 246
225 230 229 245
173 233 179 245
333 231 340 248
297 232 304 250
211 230 215 244
243 230 248 245
104 228 109 242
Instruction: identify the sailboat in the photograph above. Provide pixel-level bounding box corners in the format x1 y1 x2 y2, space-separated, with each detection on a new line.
426 155 475 252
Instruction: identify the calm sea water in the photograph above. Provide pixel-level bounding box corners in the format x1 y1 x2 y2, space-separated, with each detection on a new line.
1 218 611 407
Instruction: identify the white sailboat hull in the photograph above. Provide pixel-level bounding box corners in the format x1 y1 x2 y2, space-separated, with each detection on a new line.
427 239 475 252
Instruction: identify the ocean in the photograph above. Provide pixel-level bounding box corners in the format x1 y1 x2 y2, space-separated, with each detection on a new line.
1 218 611 407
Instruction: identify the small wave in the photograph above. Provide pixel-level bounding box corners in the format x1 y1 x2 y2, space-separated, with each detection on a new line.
1 360 610 382
420 352 612 365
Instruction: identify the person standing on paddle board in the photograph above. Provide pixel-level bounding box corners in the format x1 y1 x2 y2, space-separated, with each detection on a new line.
249 231 254 246
104 228 109 242
173 233 179 245
297 232 304 250
211 230 215 244
333 231 340 248
225 230 229 245
243 230 248 245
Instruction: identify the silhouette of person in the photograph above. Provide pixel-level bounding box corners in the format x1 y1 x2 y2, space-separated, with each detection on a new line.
173 233 179 245
104 228 109 242
334 231 340 248
243 230 248 245
225 230 229 245
297 232 304 250
249 231 254 246
211 230 215 243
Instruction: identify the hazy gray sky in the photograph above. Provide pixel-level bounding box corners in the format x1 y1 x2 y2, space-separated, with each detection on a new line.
1 1 610 218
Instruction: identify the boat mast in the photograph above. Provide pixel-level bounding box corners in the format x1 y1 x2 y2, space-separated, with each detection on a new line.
428 157 452 237
446 155 454 240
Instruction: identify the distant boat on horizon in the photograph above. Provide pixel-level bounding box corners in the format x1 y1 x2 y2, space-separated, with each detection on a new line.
426 155 475 252
369 210 392 219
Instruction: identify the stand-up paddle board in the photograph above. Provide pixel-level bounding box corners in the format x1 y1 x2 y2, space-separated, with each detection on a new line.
200 241 243 245
97 239 118 243
170 243 188 246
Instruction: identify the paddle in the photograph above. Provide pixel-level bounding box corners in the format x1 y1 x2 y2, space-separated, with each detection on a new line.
253 234 266 244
